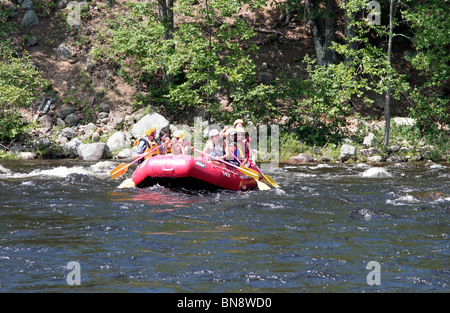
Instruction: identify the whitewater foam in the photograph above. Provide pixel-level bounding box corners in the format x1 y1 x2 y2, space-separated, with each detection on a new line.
361 167 392 178
386 195 420 205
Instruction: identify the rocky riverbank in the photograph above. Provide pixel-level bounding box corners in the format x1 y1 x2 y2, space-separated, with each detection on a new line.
285 117 449 165
5 105 198 161
2 104 448 165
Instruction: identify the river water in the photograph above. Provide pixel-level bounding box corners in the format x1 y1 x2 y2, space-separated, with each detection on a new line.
0 159 448 292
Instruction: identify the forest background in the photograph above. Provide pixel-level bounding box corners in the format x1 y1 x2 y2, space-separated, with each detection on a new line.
0 0 448 161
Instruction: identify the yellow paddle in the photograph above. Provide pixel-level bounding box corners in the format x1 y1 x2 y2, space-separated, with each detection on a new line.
117 178 136 189
191 148 270 190
248 160 280 188
110 143 165 179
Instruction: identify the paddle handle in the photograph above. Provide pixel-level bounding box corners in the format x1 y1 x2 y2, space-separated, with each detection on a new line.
191 147 239 170
247 159 261 174
111 142 166 179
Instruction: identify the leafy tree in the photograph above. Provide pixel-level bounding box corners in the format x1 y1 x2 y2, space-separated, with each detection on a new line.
0 4 45 143
402 0 449 136
0 47 43 114
280 0 447 146
94 0 275 123
282 0 407 145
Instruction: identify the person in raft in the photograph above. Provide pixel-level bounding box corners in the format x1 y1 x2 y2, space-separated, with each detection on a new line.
133 126 168 164
202 129 226 166
159 130 172 154
224 127 241 166
236 126 255 165
171 130 191 155
219 118 248 140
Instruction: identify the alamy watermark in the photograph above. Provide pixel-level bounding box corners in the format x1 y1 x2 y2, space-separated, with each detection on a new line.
365 1 381 26
66 1 87 27
66 261 81 286
366 261 381 286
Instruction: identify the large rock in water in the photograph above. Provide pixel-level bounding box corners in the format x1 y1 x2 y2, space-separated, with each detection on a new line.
131 113 169 139
77 143 110 160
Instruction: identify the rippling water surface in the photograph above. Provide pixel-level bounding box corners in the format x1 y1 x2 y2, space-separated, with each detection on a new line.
0 159 448 292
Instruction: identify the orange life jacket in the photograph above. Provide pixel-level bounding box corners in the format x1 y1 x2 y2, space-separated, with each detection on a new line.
143 139 161 158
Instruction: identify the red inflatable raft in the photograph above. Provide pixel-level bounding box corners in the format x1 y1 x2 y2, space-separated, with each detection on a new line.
129 155 259 191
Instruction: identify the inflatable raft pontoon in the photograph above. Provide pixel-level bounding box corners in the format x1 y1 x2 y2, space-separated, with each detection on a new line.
127 155 260 191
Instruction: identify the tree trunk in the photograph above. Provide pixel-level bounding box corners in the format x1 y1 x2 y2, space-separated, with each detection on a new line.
383 0 395 147
344 0 358 64
158 0 174 40
307 0 337 66
158 0 174 86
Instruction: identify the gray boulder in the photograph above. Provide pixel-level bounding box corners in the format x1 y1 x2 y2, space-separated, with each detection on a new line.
99 102 110 113
19 152 37 160
258 72 274 85
21 9 38 28
56 106 75 119
21 0 34 10
63 138 82 156
55 44 73 61
27 36 38 46
39 114 53 129
83 123 98 135
117 148 133 159
131 113 169 139
56 0 70 9
106 132 131 154
339 144 356 162
392 117 416 127
363 132 376 147
286 153 314 164
64 113 79 126
61 127 76 140
77 142 110 160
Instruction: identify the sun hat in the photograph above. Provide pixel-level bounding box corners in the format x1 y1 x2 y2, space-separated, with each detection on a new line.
209 129 220 137
236 126 245 133
233 119 244 127
144 126 156 136
173 130 185 139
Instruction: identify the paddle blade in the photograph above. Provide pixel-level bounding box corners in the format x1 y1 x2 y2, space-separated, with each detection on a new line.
238 167 260 180
262 174 279 188
256 180 271 191
110 163 129 179
117 178 135 189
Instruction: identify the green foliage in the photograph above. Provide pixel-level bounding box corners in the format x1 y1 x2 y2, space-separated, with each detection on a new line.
284 55 358 146
0 47 44 110
409 89 449 137
0 111 26 143
283 0 448 147
402 0 450 137
0 3 46 143
402 0 450 86
93 0 275 124
279 131 304 161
